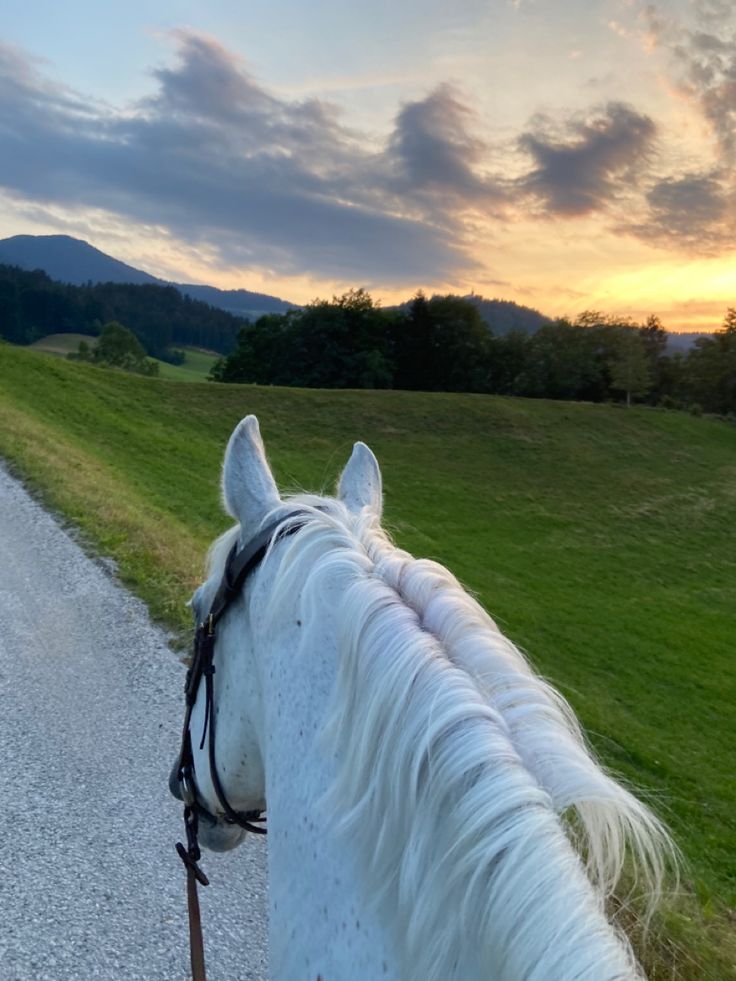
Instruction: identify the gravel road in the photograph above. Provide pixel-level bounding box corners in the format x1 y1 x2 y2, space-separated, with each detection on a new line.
0 463 268 980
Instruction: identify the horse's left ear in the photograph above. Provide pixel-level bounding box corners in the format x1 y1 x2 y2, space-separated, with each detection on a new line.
338 442 383 517
222 415 281 529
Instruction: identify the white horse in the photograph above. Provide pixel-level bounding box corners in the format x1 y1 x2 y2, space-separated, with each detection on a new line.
174 415 674 980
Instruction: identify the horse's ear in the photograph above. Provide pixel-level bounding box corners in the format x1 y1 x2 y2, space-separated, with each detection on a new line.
338 442 382 517
222 416 280 528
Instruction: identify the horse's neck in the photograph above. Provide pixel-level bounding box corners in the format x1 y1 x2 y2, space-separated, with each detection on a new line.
257 579 399 981
252 558 640 981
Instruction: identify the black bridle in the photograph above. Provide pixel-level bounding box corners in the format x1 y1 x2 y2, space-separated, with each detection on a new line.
173 510 312 980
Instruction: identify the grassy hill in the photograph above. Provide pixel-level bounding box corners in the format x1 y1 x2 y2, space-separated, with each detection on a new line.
31 334 217 382
0 343 733 977
30 332 97 355
154 348 218 382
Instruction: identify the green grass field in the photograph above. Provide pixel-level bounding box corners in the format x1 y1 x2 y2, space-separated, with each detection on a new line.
0 343 734 977
30 332 97 355
154 348 219 382
31 334 217 382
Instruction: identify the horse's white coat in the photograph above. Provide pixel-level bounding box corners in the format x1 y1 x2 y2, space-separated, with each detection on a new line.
184 416 674 981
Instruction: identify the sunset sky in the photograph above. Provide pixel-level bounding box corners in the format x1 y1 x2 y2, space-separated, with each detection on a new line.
1 0 735 330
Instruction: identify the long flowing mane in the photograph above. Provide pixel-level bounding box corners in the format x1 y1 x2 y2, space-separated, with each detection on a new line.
211 496 674 980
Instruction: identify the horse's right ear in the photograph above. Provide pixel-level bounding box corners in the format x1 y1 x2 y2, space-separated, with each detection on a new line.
222 416 281 529
338 441 383 517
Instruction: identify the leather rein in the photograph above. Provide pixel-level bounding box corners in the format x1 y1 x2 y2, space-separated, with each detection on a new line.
173 511 310 981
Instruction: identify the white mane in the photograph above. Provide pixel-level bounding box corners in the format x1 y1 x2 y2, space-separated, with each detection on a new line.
209 496 675 980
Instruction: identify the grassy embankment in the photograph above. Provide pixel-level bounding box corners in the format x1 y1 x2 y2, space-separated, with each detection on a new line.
0 343 734 978
31 333 218 382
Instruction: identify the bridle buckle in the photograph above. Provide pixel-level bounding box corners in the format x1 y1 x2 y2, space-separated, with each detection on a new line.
179 764 197 807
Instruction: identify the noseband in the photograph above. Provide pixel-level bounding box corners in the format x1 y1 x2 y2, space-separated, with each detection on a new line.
174 510 312 980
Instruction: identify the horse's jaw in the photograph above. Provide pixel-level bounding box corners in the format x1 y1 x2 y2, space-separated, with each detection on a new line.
168 760 249 852
197 820 248 853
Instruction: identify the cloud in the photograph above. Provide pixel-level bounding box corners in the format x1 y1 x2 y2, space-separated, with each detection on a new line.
518 102 656 216
610 2 736 252
4 23 733 280
674 31 736 164
623 170 734 253
640 1 736 162
0 34 498 284
148 32 280 123
691 0 733 29
387 84 503 207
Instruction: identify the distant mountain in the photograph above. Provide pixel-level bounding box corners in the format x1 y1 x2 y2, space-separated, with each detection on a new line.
177 283 295 317
665 331 712 353
0 234 159 287
0 234 295 317
463 295 551 335
393 293 552 335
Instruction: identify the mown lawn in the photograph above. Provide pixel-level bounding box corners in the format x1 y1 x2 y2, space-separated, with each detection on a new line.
0 343 734 978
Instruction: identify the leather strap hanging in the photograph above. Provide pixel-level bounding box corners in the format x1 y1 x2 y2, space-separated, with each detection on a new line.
185 858 207 981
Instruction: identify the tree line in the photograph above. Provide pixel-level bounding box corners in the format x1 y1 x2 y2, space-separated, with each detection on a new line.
2 258 733 415
0 263 244 358
212 290 736 415
69 321 160 376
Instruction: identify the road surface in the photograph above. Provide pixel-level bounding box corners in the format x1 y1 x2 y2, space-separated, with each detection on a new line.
0 463 268 980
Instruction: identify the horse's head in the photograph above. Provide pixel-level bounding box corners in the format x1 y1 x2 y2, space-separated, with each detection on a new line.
170 416 677 980
169 414 381 852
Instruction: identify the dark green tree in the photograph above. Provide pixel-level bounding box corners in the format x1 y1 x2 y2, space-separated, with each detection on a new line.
515 318 609 401
0 278 24 343
639 314 668 402
72 321 159 376
488 329 531 395
212 290 395 389
722 307 736 333
607 327 651 406
684 308 736 413
393 294 493 392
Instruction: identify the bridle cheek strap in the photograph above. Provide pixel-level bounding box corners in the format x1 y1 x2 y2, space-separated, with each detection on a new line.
174 512 312 981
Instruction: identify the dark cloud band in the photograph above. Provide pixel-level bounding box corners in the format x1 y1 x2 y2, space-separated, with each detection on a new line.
2 24 735 277
0 35 485 283
518 102 656 216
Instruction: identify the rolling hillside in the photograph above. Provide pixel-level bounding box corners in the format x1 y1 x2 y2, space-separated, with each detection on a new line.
30 334 217 382
0 343 733 977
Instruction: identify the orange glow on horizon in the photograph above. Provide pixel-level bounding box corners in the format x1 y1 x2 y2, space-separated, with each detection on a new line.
2 199 733 336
